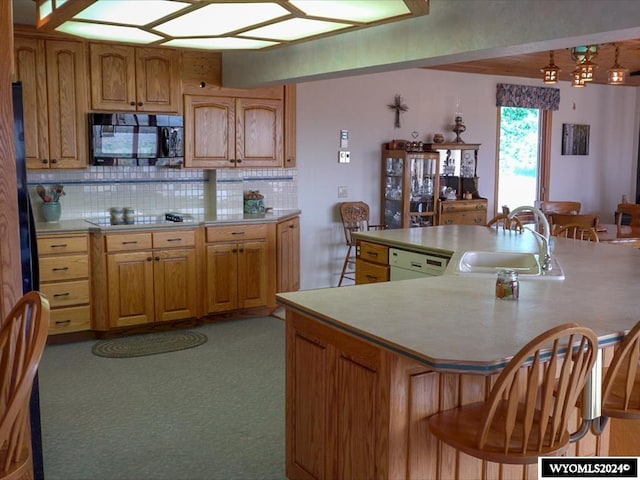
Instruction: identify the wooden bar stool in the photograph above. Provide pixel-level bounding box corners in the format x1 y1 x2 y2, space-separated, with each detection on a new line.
427 323 598 464
590 320 640 437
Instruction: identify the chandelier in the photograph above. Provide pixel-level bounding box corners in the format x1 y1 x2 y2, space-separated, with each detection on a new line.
541 44 628 87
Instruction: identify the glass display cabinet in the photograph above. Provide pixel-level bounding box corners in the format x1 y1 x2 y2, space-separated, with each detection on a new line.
428 142 481 200
382 144 440 229
427 142 488 226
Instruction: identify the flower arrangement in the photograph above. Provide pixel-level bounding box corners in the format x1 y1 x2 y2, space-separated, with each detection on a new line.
36 184 65 203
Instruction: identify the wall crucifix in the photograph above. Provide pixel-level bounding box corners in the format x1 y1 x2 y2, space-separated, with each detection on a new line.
387 94 408 128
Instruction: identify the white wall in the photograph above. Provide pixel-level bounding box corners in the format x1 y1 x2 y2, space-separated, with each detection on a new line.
296 68 639 290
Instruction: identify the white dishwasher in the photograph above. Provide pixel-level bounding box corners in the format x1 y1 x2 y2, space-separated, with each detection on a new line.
389 248 449 280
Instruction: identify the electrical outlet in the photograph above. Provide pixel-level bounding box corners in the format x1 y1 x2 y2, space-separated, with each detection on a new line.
338 151 351 163
338 186 348 198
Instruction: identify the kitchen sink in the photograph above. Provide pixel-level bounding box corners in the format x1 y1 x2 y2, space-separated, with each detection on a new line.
456 251 565 280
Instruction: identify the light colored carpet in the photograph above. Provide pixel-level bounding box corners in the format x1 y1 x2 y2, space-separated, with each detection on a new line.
38 316 286 480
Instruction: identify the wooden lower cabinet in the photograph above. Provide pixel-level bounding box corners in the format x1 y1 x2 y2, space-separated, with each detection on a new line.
286 309 610 480
277 216 300 293
38 233 91 334
205 223 276 313
355 240 389 284
94 229 198 329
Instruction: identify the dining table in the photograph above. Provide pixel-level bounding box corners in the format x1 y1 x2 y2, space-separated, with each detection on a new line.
597 223 640 246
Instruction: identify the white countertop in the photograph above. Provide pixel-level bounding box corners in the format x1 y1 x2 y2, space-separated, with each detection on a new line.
35 209 301 234
277 225 640 374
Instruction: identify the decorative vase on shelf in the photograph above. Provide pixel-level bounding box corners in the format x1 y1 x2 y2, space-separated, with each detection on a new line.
42 202 61 222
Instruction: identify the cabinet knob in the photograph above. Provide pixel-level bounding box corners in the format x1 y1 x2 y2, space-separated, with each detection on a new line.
229 159 235 164
239 248 244 253
147 257 153 262
155 256 160 261
130 101 136 106
232 248 237 253
42 159 48 165
288 224 294 229
286 157 293 163
51 158 57 164
236 159 242 164
138 102 143 107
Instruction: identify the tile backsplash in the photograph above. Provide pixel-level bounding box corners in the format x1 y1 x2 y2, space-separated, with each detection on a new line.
27 166 298 222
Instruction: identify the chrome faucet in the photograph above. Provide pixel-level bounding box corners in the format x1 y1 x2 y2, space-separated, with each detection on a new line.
508 205 552 271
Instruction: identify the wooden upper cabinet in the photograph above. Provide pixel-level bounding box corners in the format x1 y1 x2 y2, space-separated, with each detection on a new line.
90 43 181 113
184 95 235 168
184 95 283 168
236 97 283 167
13 37 87 169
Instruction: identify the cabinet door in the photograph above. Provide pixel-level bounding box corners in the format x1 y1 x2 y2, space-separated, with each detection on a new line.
277 217 300 293
206 243 238 313
90 43 137 111
184 95 235 168
13 37 49 169
237 240 268 309
284 84 296 167
236 98 283 167
135 47 181 113
46 40 88 169
154 248 197 322
107 251 155 327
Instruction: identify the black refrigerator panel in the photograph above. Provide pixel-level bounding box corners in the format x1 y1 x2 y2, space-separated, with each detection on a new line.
13 81 44 480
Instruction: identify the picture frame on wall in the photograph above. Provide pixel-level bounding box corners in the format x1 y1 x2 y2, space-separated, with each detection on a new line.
562 123 590 155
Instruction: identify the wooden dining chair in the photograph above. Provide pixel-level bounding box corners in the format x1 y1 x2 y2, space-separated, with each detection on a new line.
428 323 598 464
338 202 386 286
554 223 600 242
540 201 582 216
549 213 598 235
0 291 50 480
616 203 640 228
486 213 524 232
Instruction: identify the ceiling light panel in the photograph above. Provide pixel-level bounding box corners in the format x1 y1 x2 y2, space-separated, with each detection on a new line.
155 3 290 37
56 21 163 43
72 0 190 26
164 37 279 50
289 0 410 23
242 18 352 41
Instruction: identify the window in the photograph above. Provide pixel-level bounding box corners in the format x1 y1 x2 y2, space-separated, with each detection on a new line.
497 106 541 210
495 84 557 214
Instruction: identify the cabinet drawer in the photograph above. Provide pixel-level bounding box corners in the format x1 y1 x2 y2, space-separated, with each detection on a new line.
41 280 90 308
441 200 487 213
105 232 153 252
355 259 389 284
357 241 389 266
440 211 487 225
38 235 88 254
49 305 91 334
40 255 88 282
153 229 195 248
206 224 268 242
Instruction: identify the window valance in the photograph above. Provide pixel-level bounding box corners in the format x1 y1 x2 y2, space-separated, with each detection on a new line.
496 83 560 110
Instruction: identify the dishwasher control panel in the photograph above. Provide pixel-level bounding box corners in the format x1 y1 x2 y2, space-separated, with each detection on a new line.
389 248 449 279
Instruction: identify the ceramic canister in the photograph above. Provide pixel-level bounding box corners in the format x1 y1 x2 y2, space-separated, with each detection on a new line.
243 190 265 214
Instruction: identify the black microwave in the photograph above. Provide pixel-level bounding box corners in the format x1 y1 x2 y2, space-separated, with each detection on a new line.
89 113 184 166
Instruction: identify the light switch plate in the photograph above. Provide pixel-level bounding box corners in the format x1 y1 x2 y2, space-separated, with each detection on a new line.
338 151 351 163
338 186 348 198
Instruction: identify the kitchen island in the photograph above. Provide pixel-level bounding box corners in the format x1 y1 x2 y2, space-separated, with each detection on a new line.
276 225 640 480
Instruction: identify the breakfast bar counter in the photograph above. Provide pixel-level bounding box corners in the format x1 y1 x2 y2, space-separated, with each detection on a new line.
276 225 640 479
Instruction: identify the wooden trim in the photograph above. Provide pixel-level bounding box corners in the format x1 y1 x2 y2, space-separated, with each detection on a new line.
539 109 553 202
0 2 22 317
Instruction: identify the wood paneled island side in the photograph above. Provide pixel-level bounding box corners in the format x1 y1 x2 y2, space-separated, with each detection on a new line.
277 225 640 479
